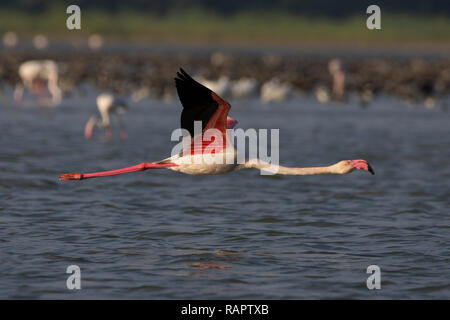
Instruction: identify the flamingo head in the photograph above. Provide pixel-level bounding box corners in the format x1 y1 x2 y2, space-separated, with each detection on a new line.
334 159 375 175
226 116 238 129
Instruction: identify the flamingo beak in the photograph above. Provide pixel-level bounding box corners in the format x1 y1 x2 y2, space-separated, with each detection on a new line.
350 159 375 175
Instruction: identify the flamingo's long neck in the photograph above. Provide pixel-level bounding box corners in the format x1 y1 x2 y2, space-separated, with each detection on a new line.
99 109 111 127
240 160 335 175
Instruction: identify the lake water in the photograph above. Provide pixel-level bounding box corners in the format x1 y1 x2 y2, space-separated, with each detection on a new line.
0 89 449 299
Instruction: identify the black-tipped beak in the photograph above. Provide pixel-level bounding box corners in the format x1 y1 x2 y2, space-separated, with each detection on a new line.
368 164 375 175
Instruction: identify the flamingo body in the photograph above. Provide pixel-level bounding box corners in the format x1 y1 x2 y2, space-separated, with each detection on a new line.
85 93 128 140
15 60 61 106
168 155 238 175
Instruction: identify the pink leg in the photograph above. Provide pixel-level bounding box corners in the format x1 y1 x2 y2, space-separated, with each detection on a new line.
14 90 23 104
118 117 128 140
105 126 113 140
85 125 94 139
60 162 178 181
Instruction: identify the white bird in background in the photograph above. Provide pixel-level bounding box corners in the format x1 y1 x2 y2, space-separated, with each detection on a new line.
314 85 331 104
328 58 346 101
260 78 292 103
14 60 62 107
198 75 258 100
314 59 347 104
197 76 231 98
230 78 258 99
85 93 129 140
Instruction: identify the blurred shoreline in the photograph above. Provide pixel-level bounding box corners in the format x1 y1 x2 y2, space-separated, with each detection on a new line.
1 47 449 107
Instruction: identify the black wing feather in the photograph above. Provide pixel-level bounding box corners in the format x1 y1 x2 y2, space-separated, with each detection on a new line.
175 68 219 137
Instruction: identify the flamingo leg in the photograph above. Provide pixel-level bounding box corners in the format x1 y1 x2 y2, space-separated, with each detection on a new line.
60 162 178 181
105 125 113 140
117 116 128 140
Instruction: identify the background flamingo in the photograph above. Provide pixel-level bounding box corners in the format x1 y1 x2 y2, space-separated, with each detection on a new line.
60 68 374 181
85 93 128 140
260 78 292 103
14 60 61 107
328 58 346 101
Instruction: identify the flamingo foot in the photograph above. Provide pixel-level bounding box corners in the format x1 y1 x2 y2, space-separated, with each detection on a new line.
60 173 83 181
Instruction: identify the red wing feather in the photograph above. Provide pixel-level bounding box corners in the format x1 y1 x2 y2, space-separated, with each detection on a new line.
190 92 231 155
174 68 233 156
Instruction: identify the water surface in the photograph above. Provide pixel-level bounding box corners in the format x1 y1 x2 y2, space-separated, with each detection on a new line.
0 91 449 299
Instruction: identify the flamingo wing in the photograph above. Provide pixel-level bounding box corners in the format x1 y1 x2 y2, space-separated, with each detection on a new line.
175 68 232 155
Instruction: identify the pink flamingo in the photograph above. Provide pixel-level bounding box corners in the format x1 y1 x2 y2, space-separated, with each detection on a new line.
14 60 61 107
60 68 374 181
85 93 128 140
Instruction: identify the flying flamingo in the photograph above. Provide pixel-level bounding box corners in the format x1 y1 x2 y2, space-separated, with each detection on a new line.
14 60 62 107
85 93 128 140
60 68 374 181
